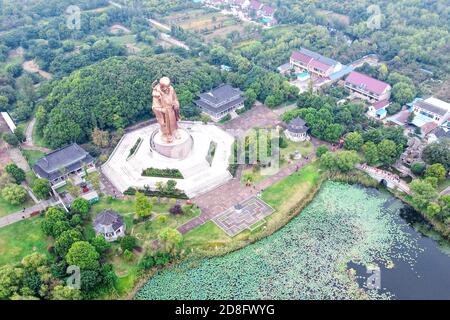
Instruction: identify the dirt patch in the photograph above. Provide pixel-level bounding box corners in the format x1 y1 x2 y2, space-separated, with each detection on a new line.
22 60 52 80
110 24 131 34
8 47 24 59
126 43 141 54
434 80 450 102
204 24 245 42
0 141 12 173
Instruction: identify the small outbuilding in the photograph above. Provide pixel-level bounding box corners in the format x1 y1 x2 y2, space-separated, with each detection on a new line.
285 117 310 142
93 209 126 242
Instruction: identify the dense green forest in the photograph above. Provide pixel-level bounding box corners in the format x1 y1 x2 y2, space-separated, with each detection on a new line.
36 55 223 148
274 0 450 79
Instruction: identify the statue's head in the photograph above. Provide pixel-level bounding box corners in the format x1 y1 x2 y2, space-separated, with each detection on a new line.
159 77 171 93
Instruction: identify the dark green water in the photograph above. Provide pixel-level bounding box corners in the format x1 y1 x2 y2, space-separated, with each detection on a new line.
136 182 450 300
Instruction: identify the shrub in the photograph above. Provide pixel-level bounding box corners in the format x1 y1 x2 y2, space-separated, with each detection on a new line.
70 198 91 218
1 184 27 205
153 252 172 266
411 162 426 176
140 255 156 270
141 167 183 179
169 204 183 215
5 163 26 183
316 145 329 158
120 235 137 251
2 133 19 146
123 249 134 261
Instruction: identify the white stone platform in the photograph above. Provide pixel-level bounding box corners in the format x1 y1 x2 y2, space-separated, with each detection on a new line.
101 122 235 198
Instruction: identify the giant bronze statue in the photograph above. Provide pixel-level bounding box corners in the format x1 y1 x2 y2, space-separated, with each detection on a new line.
152 77 181 144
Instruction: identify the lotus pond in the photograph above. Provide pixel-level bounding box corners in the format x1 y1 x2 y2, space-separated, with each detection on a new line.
135 182 450 300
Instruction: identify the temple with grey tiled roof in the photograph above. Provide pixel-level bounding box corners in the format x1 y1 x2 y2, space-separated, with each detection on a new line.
284 117 310 142
93 209 125 242
33 143 95 186
194 84 245 121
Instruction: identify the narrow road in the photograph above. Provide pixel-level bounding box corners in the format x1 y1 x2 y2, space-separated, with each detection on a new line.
149 18 171 32
22 118 51 152
0 199 56 228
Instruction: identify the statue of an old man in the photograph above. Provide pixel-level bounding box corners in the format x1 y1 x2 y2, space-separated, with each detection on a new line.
152 77 181 144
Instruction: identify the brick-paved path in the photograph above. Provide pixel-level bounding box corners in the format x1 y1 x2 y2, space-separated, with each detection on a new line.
178 155 316 234
99 167 124 198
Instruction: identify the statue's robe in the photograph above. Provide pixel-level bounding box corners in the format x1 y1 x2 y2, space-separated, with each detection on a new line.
152 84 180 143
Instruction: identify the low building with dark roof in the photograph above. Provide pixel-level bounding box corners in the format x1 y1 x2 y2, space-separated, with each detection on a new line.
194 84 245 121
93 209 126 242
33 143 95 187
285 117 310 142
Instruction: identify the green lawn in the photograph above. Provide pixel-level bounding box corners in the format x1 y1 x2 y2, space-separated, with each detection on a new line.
0 194 34 218
182 162 323 253
22 149 46 167
182 221 230 251
0 216 49 266
90 196 201 295
261 162 321 210
280 139 314 162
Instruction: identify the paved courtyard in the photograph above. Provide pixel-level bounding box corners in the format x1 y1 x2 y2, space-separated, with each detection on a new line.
221 103 281 132
212 196 274 237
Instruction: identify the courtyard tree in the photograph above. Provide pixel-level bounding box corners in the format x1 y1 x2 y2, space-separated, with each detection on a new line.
165 180 177 194
422 139 450 169
0 172 15 189
66 241 100 270
316 145 329 158
120 235 137 252
54 229 83 257
70 198 91 219
344 132 364 151
41 207 71 238
409 179 438 210
31 178 51 200
362 142 379 166
425 163 446 182
1 184 27 205
392 82 416 105
5 163 26 184
411 162 426 176
157 228 183 255
135 192 152 219
90 235 111 254
320 151 360 172
377 139 398 166
3 124 17 142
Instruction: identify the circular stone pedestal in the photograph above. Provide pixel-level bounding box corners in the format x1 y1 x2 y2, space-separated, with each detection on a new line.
150 128 193 160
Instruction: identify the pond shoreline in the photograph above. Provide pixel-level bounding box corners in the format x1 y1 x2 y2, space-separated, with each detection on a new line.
127 169 326 299
128 169 447 299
